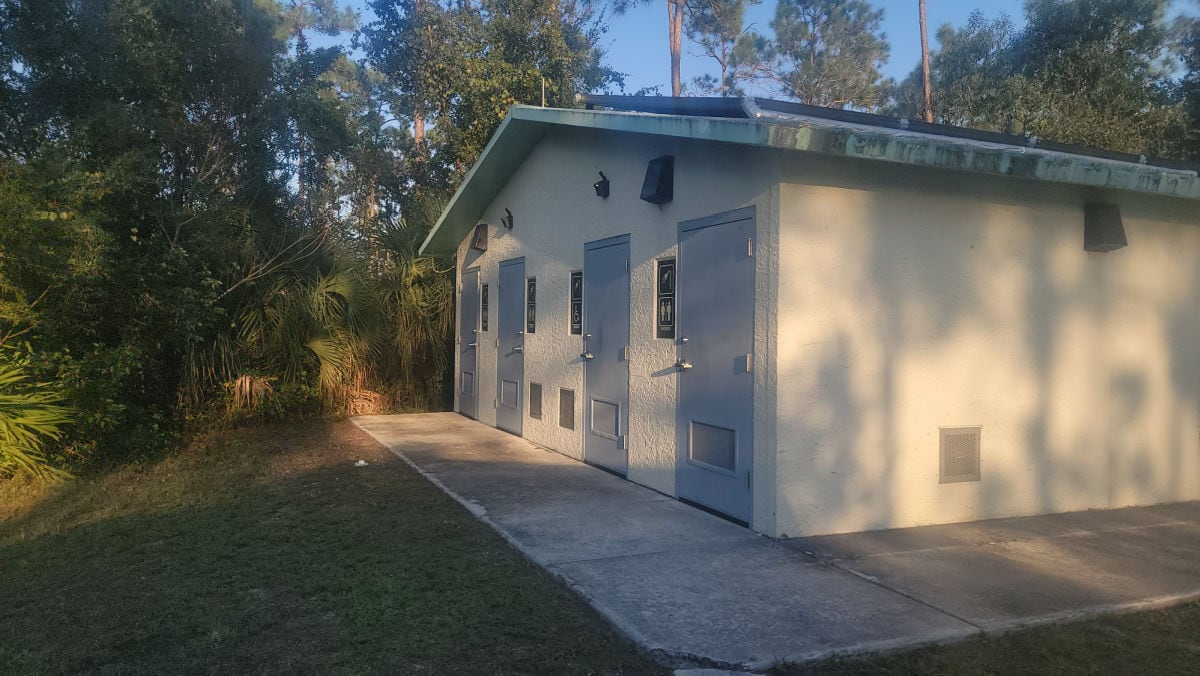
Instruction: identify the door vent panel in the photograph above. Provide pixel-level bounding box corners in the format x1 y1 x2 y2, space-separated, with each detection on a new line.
690 421 736 471
529 382 542 419
461 372 474 395
500 380 519 408
590 398 620 439
940 426 981 483
559 389 575 430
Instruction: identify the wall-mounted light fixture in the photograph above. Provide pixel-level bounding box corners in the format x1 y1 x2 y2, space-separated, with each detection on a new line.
1083 203 1126 252
501 208 514 230
593 172 610 198
640 155 674 204
469 223 488 252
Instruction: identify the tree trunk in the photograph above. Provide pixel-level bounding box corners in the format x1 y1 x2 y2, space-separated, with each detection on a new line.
416 0 430 146
365 180 381 276
920 0 933 123
668 0 683 96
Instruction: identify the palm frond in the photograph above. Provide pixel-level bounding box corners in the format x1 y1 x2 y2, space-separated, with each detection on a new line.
0 362 71 479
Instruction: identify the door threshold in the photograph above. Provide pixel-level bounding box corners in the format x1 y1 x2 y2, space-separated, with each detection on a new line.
678 497 748 528
582 460 627 479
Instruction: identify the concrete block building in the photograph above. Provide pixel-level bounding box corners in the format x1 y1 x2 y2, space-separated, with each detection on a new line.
419 96 1200 537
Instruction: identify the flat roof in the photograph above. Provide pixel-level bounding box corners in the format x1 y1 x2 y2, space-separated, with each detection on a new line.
420 98 1200 256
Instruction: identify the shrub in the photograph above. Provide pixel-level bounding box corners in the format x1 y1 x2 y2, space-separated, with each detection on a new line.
30 344 173 470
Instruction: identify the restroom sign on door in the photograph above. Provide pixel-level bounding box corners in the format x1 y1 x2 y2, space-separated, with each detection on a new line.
570 271 583 335
656 259 675 339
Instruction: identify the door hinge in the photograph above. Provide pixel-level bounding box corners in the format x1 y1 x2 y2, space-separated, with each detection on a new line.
747 237 754 257
746 469 752 490
620 345 630 361
618 434 628 450
745 353 753 373
625 258 629 271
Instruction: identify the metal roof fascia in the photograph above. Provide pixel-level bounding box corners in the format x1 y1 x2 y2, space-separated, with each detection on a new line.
508 105 767 146
422 105 1200 256
759 116 1200 201
419 106 768 256
420 114 549 256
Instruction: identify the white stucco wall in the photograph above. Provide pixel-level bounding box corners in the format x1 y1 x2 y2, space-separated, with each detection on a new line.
774 161 1200 537
454 126 778 529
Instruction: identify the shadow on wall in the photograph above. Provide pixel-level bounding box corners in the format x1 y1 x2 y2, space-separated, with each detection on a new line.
777 178 1200 536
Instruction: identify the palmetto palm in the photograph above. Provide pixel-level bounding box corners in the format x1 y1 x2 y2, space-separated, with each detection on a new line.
0 361 70 479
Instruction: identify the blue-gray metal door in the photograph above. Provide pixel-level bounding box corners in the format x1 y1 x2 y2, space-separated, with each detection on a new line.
676 207 755 525
496 257 525 435
583 235 631 475
459 267 480 419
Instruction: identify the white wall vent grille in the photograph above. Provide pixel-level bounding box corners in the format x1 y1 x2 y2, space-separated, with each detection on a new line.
940 426 981 483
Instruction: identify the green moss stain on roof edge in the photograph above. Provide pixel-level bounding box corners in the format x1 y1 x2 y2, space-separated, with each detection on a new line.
420 106 1200 256
766 122 1200 201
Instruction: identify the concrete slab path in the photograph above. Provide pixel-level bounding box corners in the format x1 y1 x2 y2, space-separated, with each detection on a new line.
786 501 1200 634
353 413 1200 670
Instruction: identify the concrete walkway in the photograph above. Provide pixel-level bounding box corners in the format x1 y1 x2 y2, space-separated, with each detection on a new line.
353 413 1200 670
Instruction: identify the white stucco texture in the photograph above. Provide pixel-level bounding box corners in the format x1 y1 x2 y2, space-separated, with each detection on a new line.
451 119 1200 539
455 126 776 513
774 165 1200 537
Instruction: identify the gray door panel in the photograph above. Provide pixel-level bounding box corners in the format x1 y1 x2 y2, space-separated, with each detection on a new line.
676 208 755 524
583 237 630 475
497 258 525 435
459 268 480 419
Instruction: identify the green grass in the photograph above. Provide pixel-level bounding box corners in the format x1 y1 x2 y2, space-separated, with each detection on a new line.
5 421 1198 676
0 421 663 675
776 602 1200 675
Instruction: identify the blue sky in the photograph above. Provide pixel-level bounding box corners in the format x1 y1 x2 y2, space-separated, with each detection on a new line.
598 0 1026 93
332 1 1196 94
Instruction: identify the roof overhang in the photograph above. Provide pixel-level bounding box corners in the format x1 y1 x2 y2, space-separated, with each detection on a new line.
419 104 1200 256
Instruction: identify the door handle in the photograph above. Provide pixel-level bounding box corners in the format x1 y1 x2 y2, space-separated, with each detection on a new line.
513 345 523 353
580 352 594 360
676 335 691 370
467 342 478 347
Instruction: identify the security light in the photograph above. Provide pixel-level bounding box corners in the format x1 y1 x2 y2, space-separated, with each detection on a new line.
1083 203 1126 252
593 172 610 198
640 156 674 204
469 223 488 252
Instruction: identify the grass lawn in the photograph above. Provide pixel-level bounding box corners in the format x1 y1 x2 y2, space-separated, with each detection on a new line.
4 419 1198 675
0 420 663 675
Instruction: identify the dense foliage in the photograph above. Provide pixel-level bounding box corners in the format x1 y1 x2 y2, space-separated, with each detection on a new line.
887 0 1191 157
1 0 1197 478
0 0 617 477
690 0 1198 162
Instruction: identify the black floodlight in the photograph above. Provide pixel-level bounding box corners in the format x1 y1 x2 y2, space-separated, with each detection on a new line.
593 171 610 198
1083 203 1127 252
640 155 673 204
501 208 514 230
469 223 488 252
